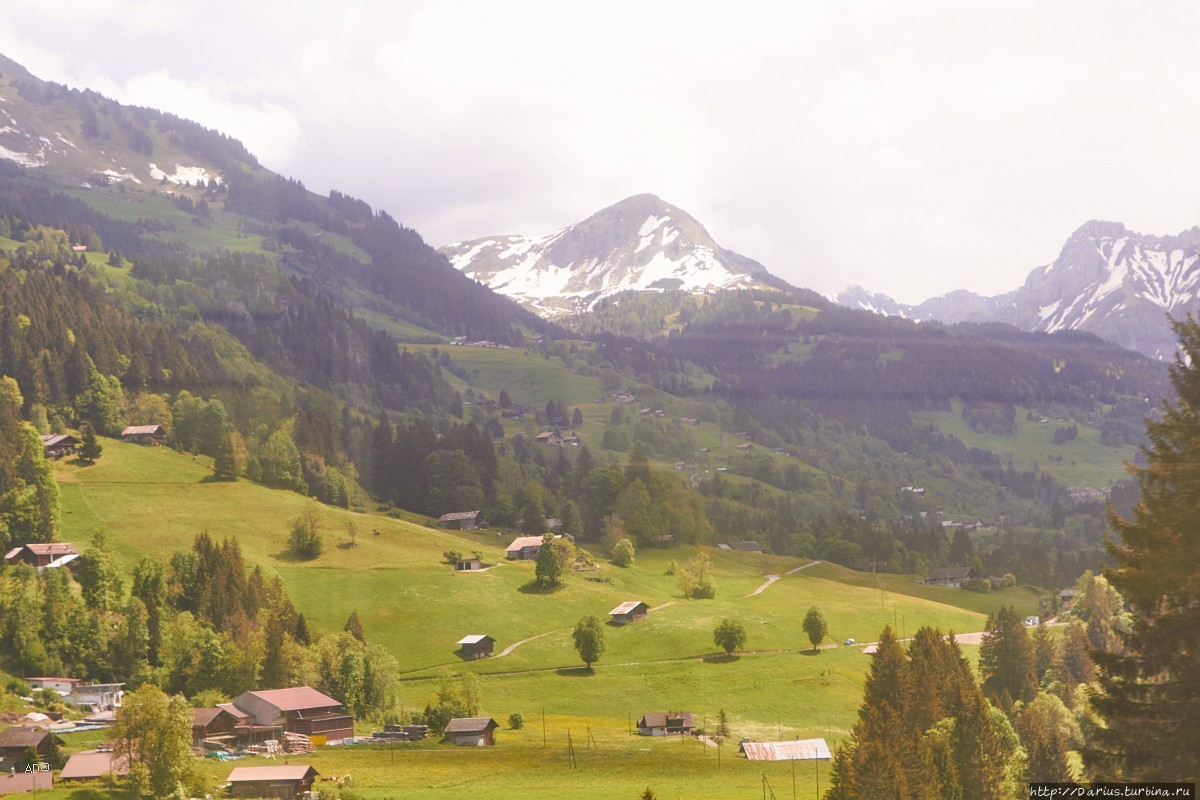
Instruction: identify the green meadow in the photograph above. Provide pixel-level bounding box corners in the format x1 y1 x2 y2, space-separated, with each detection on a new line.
44 439 1038 799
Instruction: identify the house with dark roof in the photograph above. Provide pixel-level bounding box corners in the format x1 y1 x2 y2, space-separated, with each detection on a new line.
437 510 485 530
924 566 976 588
609 601 649 625
4 543 79 571
226 765 318 799
1059 588 1079 610
192 706 241 747
0 726 60 765
534 431 562 445
725 541 764 553
443 717 498 746
230 687 354 744
39 434 79 459
457 635 495 659
637 711 695 737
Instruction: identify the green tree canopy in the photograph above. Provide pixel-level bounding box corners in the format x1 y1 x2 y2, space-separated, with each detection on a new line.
713 618 747 655
572 615 606 668
803 606 829 652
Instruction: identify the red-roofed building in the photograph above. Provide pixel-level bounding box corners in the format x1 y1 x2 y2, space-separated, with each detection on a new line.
4 543 79 571
230 687 354 744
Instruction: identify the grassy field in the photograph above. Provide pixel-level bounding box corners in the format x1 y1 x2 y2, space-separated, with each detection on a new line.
41 439 1040 799
912 399 1135 489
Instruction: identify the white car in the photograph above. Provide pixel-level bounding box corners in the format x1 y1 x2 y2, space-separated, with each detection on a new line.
843 638 855 646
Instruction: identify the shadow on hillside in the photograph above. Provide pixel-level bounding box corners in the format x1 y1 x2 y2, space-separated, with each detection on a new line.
555 666 594 677
518 580 562 595
270 548 311 563
800 649 824 657
197 473 227 484
703 653 740 664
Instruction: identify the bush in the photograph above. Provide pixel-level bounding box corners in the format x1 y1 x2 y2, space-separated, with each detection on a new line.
611 538 636 567
508 712 524 730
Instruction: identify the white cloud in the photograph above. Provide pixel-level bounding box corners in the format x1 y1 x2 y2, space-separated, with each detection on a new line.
1 1 1199 304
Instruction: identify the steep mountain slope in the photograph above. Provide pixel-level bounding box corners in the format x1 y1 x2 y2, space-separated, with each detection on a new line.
440 193 780 317
0 52 548 344
838 221 1200 359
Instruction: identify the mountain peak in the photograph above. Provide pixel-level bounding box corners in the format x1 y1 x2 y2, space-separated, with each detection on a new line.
439 195 773 318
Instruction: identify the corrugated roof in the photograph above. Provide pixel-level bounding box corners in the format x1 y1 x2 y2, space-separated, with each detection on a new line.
740 739 831 761
227 765 317 783
246 687 342 712
19 543 79 557
505 535 545 551
121 425 162 436
639 712 694 729
609 601 648 616
216 703 249 720
438 511 481 522
457 635 492 645
59 750 129 780
444 717 497 734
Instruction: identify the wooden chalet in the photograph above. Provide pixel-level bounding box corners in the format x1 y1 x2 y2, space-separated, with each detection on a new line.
59 749 130 781
637 711 695 737
609 601 650 625
924 566 976 588
4 543 79 571
534 431 562 445
505 535 545 560
230 687 354 744
39 434 79 458
457 635 496 659
443 717 498 746
1059 588 1079 610
192 706 240 747
226 765 318 799
0 726 60 764
120 424 165 445
725 541 764 554
437 510 485 530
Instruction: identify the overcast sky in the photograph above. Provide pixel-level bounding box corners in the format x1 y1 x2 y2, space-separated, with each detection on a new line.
3 1 1199 303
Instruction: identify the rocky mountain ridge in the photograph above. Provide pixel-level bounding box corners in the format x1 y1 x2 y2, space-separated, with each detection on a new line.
440 193 777 318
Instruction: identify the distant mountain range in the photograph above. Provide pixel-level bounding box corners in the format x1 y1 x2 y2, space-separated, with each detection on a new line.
440 193 782 317
839 220 1200 359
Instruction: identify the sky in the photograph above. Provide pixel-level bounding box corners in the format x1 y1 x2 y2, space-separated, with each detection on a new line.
3 1 1200 304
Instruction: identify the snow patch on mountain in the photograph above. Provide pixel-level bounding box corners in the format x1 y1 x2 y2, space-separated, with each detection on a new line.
148 162 220 185
440 194 771 317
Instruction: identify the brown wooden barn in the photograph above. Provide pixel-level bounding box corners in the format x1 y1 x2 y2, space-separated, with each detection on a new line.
226 765 318 799
3 543 79 570
437 510 485 530
120 424 165 445
456 635 495 659
192 706 240 747
609 601 650 625
0 726 60 765
443 717 498 746
637 712 695 736
230 687 354 744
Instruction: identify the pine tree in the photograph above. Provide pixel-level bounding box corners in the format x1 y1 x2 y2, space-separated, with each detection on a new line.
78 422 102 463
343 610 365 642
1087 316 1200 782
978 605 1036 712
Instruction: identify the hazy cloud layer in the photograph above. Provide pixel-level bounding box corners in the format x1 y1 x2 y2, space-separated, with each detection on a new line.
3 1 1199 303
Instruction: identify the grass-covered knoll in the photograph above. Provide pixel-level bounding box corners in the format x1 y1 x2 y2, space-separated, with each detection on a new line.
57 439 1021 679
913 398 1134 489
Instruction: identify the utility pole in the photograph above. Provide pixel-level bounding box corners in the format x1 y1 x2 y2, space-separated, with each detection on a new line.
542 708 547 748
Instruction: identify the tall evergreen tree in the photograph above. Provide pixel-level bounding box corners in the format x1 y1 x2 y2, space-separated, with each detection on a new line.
978 605 1036 712
1087 316 1200 783
78 422 102 463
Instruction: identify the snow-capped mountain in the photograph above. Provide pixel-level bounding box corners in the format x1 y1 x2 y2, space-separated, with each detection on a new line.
839 221 1200 359
439 194 774 317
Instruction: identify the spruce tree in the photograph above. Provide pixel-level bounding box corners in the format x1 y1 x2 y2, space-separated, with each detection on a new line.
78 422 102 463
1087 316 1200 782
978 605 1036 712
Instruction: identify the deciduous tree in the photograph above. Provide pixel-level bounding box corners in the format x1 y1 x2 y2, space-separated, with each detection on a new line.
572 615 606 669
803 606 828 652
713 618 746 655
